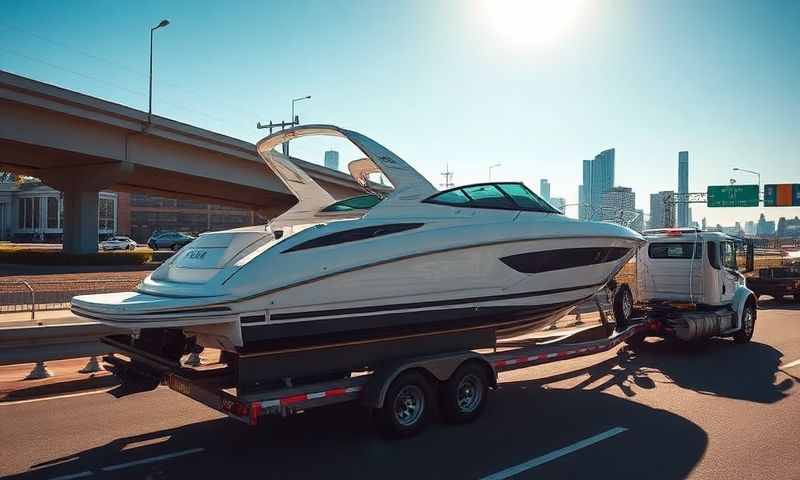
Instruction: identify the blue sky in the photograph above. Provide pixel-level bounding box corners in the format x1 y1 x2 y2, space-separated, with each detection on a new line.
1 0 798 225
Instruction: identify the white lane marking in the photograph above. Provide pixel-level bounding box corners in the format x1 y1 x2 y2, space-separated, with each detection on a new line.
780 358 800 370
480 427 628 480
48 471 93 480
100 448 205 471
1 388 112 406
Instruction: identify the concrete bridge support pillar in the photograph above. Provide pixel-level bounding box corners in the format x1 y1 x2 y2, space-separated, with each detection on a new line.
38 162 133 256
62 187 100 255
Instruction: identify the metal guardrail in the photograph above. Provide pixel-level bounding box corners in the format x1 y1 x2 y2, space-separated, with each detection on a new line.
0 279 141 315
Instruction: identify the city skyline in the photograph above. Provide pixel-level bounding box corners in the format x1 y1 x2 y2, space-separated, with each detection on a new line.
1 0 798 225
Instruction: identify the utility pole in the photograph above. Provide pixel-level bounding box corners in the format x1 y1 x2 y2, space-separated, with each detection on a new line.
256 120 299 157
440 164 455 189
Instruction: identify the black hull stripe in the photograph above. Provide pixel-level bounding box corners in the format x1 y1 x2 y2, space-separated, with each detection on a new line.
268 282 602 321
500 247 630 274
240 302 576 354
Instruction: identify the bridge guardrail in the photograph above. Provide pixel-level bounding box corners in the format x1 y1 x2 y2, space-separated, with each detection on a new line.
0 279 141 316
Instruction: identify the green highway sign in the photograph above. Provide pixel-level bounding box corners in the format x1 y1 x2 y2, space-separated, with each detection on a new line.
707 184 759 207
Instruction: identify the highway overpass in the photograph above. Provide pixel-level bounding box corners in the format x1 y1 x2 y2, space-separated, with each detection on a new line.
0 70 366 254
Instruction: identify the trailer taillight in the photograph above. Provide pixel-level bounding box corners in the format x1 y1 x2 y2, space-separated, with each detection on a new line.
221 398 249 417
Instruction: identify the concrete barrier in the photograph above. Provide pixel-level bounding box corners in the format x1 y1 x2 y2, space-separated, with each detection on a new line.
0 322 127 366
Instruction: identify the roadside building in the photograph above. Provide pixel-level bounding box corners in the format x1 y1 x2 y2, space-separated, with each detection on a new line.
0 179 117 242
757 213 776 236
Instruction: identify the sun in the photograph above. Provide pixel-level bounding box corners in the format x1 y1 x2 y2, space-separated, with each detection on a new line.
477 0 586 48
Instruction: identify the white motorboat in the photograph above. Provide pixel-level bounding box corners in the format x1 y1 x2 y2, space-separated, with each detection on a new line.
72 125 643 388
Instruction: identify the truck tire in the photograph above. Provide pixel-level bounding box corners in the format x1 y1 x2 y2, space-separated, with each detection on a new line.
733 302 756 344
375 371 435 438
440 362 489 424
613 284 634 331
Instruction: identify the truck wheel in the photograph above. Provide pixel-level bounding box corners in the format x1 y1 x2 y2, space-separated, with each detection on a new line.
440 362 489 424
375 371 434 438
733 302 756 344
613 284 634 331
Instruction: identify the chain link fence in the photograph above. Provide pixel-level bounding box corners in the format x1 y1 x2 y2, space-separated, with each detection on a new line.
0 279 141 314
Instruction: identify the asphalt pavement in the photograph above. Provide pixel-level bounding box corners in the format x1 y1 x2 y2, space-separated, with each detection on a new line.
1 301 798 480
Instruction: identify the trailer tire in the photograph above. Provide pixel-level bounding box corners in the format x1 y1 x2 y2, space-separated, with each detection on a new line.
613 284 634 331
733 302 756 344
375 370 434 438
440 362 489 424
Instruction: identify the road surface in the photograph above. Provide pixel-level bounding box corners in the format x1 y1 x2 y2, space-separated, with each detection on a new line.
1 302 798 480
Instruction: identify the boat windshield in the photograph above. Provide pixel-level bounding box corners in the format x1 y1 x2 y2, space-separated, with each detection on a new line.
424 183 560 213
320 194 383 212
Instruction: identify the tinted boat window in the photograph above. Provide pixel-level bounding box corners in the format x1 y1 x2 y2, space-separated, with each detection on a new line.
282 223 423 253
462 185 516 209
648 242 702 259
428 189 471 205
497 183 554 211
424 183 559 213
320 194 382 212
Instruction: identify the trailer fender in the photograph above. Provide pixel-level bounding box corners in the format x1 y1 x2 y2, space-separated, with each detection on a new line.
362 352 496 409
731 286 757 331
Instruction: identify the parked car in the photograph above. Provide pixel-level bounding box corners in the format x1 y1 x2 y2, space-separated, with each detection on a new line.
147 232 195 251
99 236 137 251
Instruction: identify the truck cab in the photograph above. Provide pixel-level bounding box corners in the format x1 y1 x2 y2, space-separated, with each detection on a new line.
613 228 757 344
636 228 745 307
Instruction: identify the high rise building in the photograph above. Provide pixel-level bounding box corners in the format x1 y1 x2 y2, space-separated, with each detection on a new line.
744 220 756 235
648 191 674 229
549 196 566 214
600 186 635 225
591 149 615 217
578 150 613 221
677 151 689 227
539 179 551 203
578 159 592 220
324 150 340 171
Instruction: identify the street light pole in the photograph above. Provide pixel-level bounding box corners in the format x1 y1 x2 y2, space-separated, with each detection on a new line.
286 95 311 157
148 19 170 125
489 163 501 181
732 167 761 191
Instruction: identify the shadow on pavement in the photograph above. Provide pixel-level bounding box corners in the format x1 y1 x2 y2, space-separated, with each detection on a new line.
535 338 792 404
756 297 800 311
9 386 707 480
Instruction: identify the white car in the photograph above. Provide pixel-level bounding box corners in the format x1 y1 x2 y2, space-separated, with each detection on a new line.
100 236 137 251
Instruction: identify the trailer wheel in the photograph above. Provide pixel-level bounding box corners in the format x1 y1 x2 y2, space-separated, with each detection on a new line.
440 362 489 424
733 302 756 344
613 284 634 331
375 371 434 438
